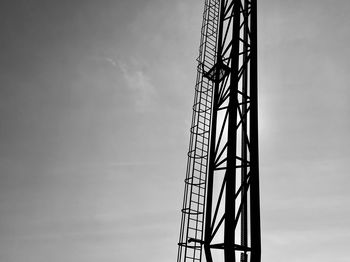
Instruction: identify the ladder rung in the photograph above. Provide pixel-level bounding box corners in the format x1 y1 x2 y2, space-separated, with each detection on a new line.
191 200 204 206
191 192 205 198
188 224 202 230
192 175 205 181
193 168 205 173
189 217 203 222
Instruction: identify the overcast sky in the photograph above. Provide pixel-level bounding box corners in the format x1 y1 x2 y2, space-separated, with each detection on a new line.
0 0 349 262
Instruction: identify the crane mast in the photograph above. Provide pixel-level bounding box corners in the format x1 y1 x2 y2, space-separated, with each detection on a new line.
177 1 260 262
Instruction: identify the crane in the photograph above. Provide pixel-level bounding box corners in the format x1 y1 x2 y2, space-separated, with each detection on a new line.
177 1 260 262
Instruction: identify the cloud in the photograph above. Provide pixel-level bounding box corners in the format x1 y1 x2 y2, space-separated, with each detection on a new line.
104 57 117 67
117 59 156 112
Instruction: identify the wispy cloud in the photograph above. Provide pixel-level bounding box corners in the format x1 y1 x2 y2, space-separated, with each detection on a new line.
117 59 156 112
104 57 117 67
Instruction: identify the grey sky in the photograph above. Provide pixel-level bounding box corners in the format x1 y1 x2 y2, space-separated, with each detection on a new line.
0 0 349 262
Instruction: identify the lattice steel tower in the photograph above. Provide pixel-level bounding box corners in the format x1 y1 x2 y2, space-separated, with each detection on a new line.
177 1 260 262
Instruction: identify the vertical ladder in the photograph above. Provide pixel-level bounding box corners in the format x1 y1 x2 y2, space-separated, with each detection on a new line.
177 1 220 262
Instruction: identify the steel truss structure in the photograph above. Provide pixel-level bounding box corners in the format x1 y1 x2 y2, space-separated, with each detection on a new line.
177 1 260 262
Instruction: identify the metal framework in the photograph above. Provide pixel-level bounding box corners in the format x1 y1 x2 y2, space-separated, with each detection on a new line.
177 1 260 262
